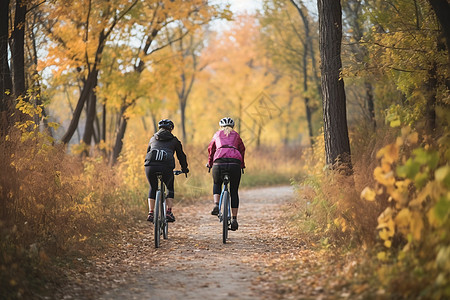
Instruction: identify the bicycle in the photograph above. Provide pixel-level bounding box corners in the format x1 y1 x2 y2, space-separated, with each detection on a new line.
153 170 185 248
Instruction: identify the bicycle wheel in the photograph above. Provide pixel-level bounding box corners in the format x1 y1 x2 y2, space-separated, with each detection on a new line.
154 190 162 248
222 190 229 244
162 197 168 239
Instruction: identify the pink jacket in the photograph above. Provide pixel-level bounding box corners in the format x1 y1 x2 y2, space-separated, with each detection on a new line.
208 130 245 168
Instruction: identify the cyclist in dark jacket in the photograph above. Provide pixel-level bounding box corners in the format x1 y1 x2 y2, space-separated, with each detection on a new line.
145 119 188 223
206 117 245 231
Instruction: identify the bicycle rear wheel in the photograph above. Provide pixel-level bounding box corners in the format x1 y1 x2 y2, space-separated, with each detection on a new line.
163 198 168 239
154 190 162 248
222 190 229 244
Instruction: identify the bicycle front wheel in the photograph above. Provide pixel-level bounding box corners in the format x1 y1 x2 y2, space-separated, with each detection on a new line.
222 190 229 244
154 190 162 248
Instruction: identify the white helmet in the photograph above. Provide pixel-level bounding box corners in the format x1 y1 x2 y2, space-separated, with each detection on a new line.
219 117 234 128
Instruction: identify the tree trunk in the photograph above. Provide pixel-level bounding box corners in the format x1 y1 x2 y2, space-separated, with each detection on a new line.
110 105 128 165
0 0 12 101
318 0 352 172
303 41 314 147
11 0 27 99
284 84 294 145
102 103 106 141
82 73 98 147
0 0 12 133
425 63 437 134
364 81 376 130
428 0 450 66
180 98 187 142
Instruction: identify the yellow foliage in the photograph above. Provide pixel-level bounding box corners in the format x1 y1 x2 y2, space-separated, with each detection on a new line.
377 251 387 261
361 187 376 201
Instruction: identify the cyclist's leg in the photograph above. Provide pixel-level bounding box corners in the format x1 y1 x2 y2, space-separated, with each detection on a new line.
229 164 241 217
162 167 176 222
211 165 223 214
162 167 175 207
145 166 158 209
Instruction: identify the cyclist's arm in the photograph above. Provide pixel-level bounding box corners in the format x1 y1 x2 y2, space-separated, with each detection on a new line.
174 138 188 172
237 136 246 169
207 138 216 167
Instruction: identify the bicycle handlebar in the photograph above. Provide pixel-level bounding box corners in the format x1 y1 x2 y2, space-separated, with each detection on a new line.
173 170 188 177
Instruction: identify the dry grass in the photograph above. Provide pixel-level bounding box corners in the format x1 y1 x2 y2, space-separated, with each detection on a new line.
0 130 142 298
291 125 398 248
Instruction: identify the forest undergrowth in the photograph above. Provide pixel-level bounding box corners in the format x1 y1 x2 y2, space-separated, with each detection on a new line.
288 121 450 299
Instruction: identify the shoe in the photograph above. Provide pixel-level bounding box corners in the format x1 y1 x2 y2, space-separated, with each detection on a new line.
231 219 238 231
166 211 176 222
211 204 219 215
147 212 154 223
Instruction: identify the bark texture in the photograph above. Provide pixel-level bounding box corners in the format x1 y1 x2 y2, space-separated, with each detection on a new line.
318 0 352 171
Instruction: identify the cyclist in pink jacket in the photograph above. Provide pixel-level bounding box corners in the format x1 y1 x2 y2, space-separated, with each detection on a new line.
207 117 245 231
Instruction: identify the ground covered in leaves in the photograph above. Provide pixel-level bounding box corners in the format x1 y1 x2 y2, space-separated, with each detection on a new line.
55 186 383 300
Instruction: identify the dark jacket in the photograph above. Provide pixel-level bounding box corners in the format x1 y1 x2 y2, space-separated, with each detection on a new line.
144 129 188 171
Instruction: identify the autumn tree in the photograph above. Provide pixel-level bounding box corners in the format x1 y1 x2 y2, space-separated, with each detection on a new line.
364 0 449 135
427 0 450 67
341 0 376 130
260 0 321 147
11 0 27 100
197 15 285 148
318 0 352 171
96 1 229 163
168 28 207 142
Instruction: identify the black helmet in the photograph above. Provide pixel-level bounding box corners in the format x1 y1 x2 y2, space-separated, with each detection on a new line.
158 119 174 130
219 117 234 128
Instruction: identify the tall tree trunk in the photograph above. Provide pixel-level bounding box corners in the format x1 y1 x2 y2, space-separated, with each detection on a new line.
102 103 106 141
0 0 12 134
11 0 27 99
0 0 12 103
425 63 437 134
284 83 294 145
110 104 128 165
428 0 450 66
179 98 187 142
82 76 98 148
364 81 376 130
318 0 352 172
303 40 314 147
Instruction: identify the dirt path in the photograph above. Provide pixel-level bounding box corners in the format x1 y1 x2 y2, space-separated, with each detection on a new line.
60 185 341 300
98 186 295 300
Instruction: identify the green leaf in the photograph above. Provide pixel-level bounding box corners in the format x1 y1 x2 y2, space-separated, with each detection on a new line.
414 172 429 189
434 196 450 221
396 158 421 179
435 165 450 189
413 148 439 170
